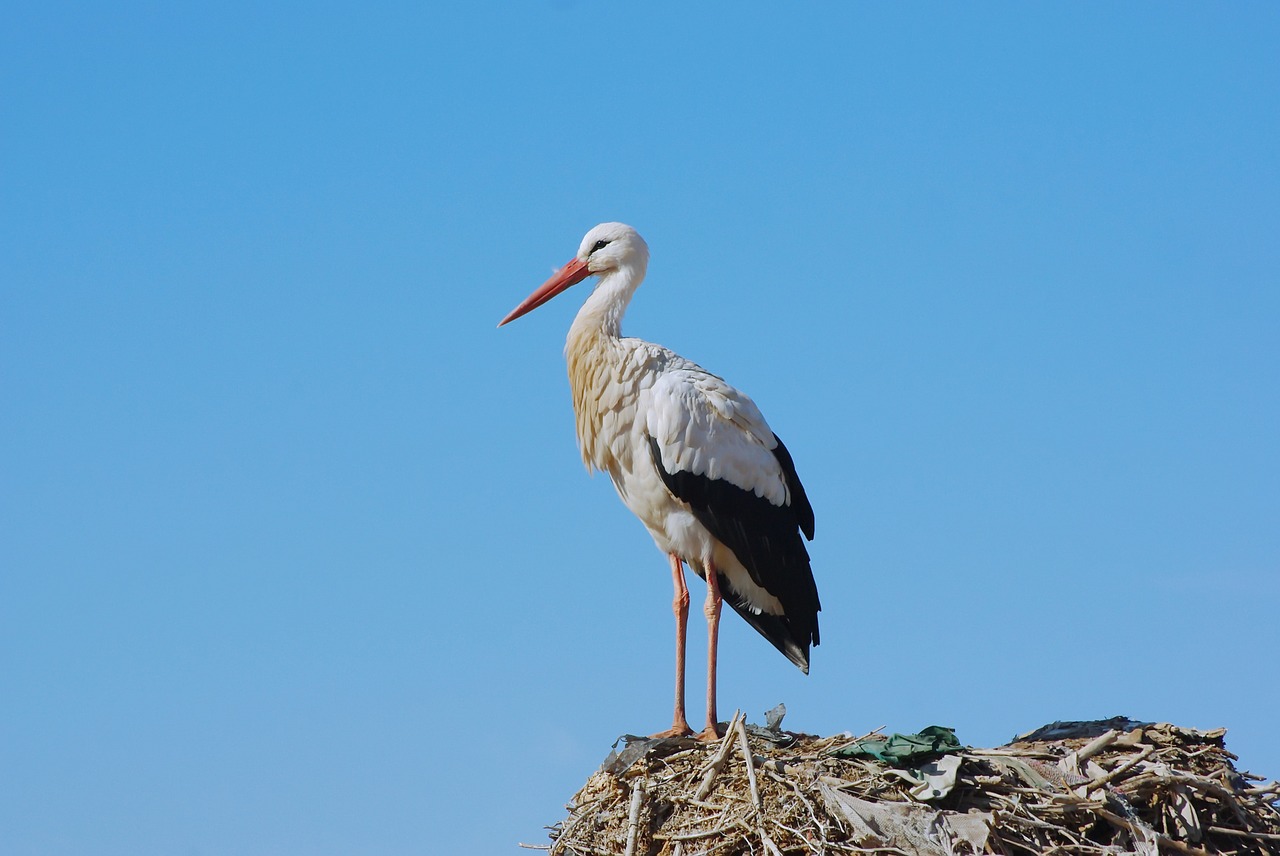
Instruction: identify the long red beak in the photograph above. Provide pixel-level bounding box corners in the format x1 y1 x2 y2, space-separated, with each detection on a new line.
498 257 592 327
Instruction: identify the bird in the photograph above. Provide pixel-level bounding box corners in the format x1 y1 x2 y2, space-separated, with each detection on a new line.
498 222 820 741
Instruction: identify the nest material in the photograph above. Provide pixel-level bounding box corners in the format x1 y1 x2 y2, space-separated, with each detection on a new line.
529 714 1280 856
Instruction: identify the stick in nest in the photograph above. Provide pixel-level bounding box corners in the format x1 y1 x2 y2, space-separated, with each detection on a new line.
623 778 646 856
696 711 743 800
736 716 762 810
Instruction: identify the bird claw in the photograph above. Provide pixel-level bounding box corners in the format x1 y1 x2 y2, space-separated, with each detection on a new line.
696 723 725 742
650 722 694 739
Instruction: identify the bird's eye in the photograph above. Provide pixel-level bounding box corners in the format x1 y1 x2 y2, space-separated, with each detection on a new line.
590 239 611 254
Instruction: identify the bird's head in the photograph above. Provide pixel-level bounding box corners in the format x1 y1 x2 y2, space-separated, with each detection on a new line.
498 222 649 327
576 222 649 277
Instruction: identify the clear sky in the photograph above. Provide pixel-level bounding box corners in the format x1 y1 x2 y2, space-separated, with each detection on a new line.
3 3 1277 854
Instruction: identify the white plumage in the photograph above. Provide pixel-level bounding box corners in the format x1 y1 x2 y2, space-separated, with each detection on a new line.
500 222 820 740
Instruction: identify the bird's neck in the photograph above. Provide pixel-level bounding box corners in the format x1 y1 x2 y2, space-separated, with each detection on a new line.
564 266 645 473
568 266 643 342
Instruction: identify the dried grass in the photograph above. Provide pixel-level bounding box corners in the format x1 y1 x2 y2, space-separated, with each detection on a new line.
524 716 1280 856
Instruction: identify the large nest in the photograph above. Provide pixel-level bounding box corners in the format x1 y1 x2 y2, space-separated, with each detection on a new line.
528 713 1280 855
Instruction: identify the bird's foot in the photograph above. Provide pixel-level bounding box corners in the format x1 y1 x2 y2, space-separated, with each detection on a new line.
696 722 725 742
650 721 694 739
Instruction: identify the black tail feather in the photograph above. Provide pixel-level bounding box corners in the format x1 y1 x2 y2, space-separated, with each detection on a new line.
719 572 813 674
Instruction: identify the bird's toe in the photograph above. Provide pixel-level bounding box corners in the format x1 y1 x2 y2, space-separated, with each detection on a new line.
650 722 694 739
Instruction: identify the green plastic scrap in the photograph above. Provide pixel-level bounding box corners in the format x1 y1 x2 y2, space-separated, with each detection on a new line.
832 726 962 763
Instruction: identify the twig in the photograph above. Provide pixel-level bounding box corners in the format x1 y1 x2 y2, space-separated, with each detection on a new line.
766 767 825 842
556 845 614 856
1093 806 1215 856
623 777 645 856
672 795 730 811
736 716 762 810
1076 729 1120 762
828 726 886 757
964 748 1061 760
696 711 743 800
1004 786 1105 809
1183 776 1252 826
549 796 606 856
1206 824 1280 842
1078 743 1156 792
659 825 738 842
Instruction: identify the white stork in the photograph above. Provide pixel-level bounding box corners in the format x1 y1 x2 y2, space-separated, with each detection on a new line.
499 223 820 741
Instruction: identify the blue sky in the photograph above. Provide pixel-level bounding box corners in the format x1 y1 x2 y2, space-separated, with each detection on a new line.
3 3 1277 853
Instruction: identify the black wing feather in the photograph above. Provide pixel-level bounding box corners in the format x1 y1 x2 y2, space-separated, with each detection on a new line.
771 435 814 540
647 434 821 672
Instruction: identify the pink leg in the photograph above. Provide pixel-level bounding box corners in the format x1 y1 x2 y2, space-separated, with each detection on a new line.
651 553 693 739
698 562 724 742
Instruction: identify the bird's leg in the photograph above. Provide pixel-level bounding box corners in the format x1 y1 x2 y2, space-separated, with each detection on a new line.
697 562 724 742
651 553 693 739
